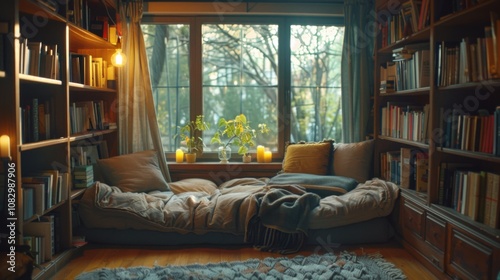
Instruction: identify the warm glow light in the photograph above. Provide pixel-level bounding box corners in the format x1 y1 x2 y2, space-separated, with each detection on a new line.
111 49 126 67
264 150 272 163
175 149 184 163
256 145 265 163
0 135 11 160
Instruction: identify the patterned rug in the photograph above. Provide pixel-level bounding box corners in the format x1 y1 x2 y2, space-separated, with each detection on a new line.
75 251 407 280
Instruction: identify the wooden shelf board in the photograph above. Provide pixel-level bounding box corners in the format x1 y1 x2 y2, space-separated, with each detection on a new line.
69 82 117 93
436 147 500 163
70 129 117 142
378 136 429 149
69 23 118 51
20 138 68 151
19 74 62 85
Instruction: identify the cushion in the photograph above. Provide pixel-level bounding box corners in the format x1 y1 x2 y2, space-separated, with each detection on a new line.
96 150 170 192
332 139 374 183
268 173 358 197
281 140 333 175
168 178 218 195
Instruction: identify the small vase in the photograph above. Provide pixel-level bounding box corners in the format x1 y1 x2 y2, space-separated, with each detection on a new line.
185 153 197 163
218 146 231 163
242 154 251 163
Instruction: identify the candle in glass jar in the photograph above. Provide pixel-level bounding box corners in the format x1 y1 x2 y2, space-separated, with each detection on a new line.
256 145 265 163
175 149 184 163
264 149 272 163
0 135 10 160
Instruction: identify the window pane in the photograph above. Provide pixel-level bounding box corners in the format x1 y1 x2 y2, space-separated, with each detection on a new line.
290 25 343 142
202 24 278 153
141 24 190 152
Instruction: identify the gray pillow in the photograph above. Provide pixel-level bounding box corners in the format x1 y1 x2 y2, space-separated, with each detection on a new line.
97 150 170 192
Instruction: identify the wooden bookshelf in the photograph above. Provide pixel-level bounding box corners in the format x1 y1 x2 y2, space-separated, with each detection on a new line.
374 0 500 279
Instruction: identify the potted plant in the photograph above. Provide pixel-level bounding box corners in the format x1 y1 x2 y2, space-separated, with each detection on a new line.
174 115 209 163
211 114 268 163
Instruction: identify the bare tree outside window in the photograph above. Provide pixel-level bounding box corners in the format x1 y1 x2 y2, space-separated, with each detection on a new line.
141 19 344 156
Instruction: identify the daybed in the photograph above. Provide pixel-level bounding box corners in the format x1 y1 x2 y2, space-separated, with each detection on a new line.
77 140 400 253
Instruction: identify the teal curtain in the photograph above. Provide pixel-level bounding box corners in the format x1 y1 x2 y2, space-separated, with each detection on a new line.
341 0 375 143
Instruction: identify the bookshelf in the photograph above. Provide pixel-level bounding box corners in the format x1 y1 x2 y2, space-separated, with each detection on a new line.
0 0 119 279
374 0 500 279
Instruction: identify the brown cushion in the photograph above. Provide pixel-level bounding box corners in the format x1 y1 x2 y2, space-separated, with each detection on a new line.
332 139 374 183
281 140 333 175
97 150 170 192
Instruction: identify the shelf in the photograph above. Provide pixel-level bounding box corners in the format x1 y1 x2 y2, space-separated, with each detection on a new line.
380 87 431 97
19 74 63 85
378 135 429 149
435 0 500 29
70 188 87 200
436 147 500 163
69 82 117 93
70 129 117 142
20 138 68 151
378 27 431 53
437 80 500 92
32 246 85 280
69 22 118 51
20 0 66 23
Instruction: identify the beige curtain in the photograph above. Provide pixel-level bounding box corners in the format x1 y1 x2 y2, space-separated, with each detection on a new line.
117 0 171 181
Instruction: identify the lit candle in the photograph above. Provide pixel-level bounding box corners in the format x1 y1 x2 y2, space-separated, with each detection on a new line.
175 149 184 163
264 149 272 163
256 145 265 163
0 135 10 160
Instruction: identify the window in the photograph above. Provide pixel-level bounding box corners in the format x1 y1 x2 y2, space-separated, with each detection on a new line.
141 16 344 159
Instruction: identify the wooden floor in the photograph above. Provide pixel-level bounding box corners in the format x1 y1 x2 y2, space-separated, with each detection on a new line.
50 240 438 280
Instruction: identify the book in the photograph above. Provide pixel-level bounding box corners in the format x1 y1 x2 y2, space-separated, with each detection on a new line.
484 172 500 228
23 188 34 220
24 220 53 262
23 183 46 215
400 147 416 190
415 152 429 192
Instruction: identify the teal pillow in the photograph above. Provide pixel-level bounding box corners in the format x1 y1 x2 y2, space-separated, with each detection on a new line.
267 173 358 197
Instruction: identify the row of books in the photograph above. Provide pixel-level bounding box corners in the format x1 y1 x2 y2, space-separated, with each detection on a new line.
380 148 429 192
380 103 430 143
440 107 500 155
20 98 52 144
438 164 500 229
437 13 500 86
379 0 430 48
70 100 107 134
23 214 59 265
70 53 114 88
70 141 108 167
22 171 70 220
19 38 60 80
68 0 118 44
380 46 430 93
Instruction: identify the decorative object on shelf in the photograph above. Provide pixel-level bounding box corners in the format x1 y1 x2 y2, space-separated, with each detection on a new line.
264 147 272 163
218 146 231 164
211 114 269 163
0 135 11 161
175 149 184 163
242 153 251 163
174 115 210 162
185 153 196 163
256 145 265 163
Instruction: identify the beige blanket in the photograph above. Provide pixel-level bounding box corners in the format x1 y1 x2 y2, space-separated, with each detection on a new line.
78 177 399 236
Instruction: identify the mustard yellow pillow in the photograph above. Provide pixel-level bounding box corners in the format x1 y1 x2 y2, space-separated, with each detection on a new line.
281 140 333 175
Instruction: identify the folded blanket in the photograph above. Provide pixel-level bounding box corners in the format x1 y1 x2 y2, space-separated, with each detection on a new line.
246 184 321 254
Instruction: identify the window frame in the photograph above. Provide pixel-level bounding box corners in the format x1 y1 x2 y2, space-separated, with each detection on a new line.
141 15 344 161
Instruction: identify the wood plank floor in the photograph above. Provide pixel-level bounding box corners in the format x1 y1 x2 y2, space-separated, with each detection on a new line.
51 240 438 279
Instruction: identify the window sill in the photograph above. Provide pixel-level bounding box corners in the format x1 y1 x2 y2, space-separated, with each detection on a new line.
167 162 282 184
